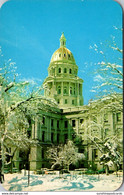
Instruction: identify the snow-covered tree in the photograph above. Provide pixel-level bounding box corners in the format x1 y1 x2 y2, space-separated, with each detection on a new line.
80 93 123 175
90 27 123 98
0 49 57 177
85 134 121 175
0 60 35 174
47 140 85 171
60 140 85 171
99 138 121 175
47 145 62 170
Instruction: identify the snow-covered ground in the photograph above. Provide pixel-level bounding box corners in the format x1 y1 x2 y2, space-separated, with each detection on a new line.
2 171 123 192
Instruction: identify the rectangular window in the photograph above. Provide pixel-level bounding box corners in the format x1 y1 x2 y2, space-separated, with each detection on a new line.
70 87 72 94
57 120 59 129
64 120 68 128
65 99 67 104
27 130 31 138
93 149 98 160
42 116 45 125
104 114 108 122
51 119 54 128
42 149 45 158
51 132 54 143
116 113 121 122
72 100 75 105
79 84 82 95
42 131 45 142
58 86 61 94
64 68 67 73
72 120 76 127
28 118 32 125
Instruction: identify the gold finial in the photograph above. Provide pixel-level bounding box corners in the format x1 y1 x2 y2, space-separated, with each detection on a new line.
60 32 66 47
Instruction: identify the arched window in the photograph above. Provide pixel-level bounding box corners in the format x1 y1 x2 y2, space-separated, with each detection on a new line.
68 54 70 58
59 53 61 57
64 68 67 73
64 53 66 57
58 68 61 73
57 99 60 104
58 86 61 94
69 69 72 74
64 87 67 94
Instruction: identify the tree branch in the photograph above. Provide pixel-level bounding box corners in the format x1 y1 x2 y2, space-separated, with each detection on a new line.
4 82 15 92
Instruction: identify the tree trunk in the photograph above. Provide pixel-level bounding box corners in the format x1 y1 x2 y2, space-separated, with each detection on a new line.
105 165 109 175
10 157 13 174
114 164 118 176
1 138 4 179
10 148 17 174
67 164 69 172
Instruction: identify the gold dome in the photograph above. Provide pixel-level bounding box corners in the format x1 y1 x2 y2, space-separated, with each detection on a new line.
50 47 76 64
50 33 76 64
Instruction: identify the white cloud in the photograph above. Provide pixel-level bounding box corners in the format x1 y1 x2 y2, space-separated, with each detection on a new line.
19 77 43 85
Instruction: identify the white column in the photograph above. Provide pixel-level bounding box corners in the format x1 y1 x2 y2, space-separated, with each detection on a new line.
69 82 70 96
61 82 63 96
47 116 51 142
35 118 38 139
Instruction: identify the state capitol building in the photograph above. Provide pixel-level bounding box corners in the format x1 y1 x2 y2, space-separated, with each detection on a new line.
15 33 123 172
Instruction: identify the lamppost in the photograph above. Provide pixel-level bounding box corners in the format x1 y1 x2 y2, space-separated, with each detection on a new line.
28 161 30 186
61 157 64 175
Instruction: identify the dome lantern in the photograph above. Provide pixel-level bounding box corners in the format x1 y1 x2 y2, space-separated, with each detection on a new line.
60 32 66 47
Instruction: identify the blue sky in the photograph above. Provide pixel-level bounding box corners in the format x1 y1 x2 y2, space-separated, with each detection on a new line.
0 0 122 104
